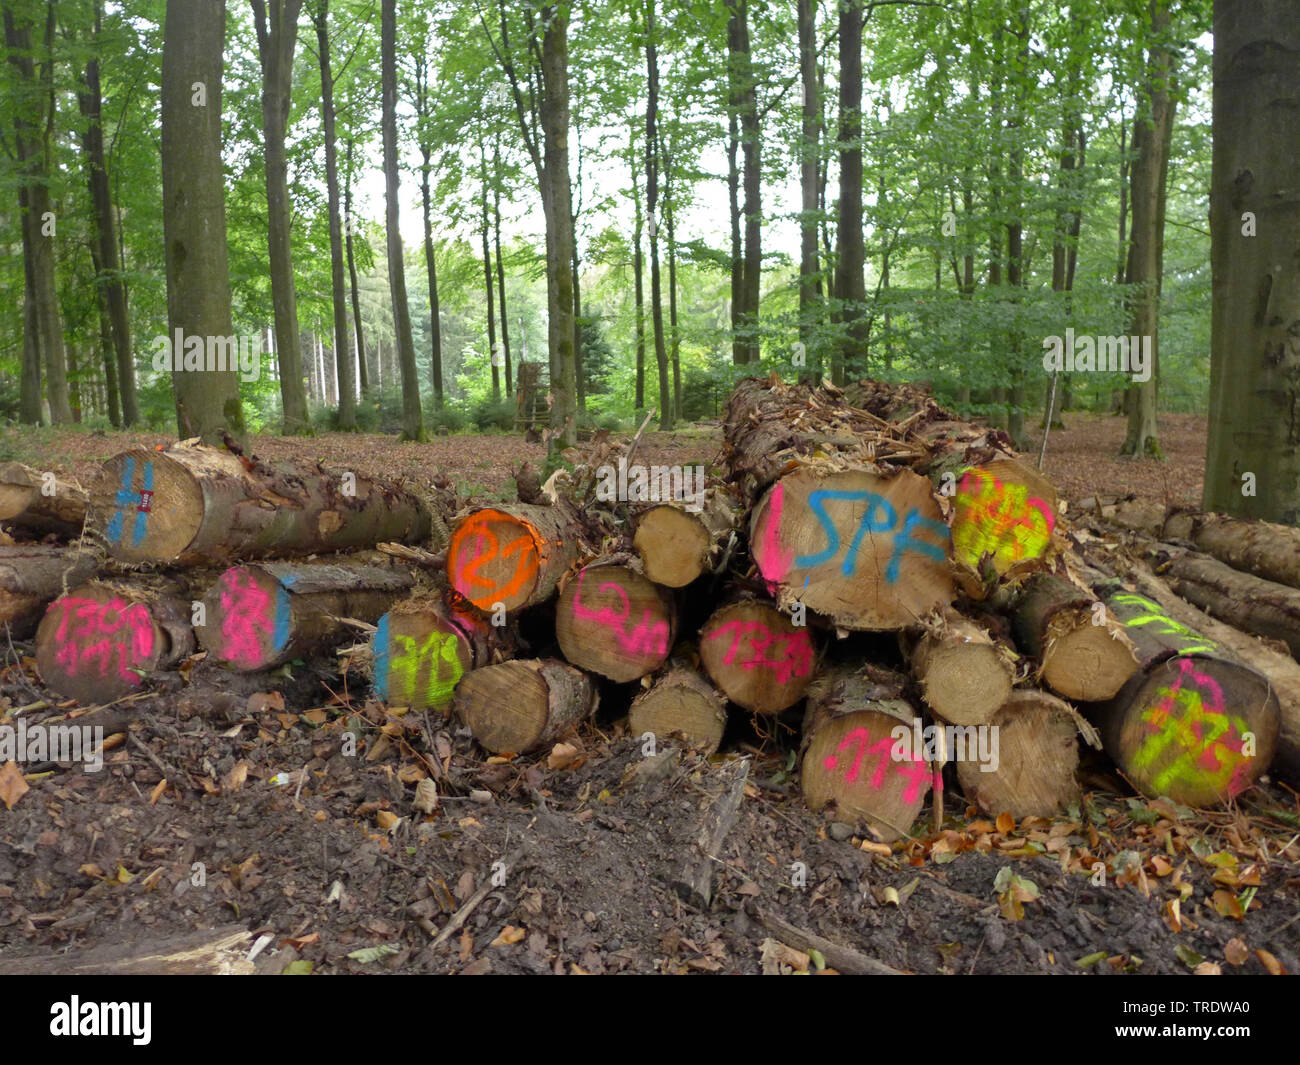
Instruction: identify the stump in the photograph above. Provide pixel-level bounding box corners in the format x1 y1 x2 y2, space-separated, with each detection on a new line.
454 658 596 755
750 466 954 630
1094 589 1279 806
799 665 930 843
371 597 498 714
0 462 89 538
0 546 99 637
628 668 728 754
632 488 737 587
89 444 432 565
699 599 817 713
555 561 675 681
909 615 1015 726
955 690 1081 820
199 561 414 670
947 458 1058 580
1012 573 1138 701
36 583 194 703
446 503 577 613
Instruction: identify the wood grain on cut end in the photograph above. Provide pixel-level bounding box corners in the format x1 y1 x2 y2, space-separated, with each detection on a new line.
750 466 954 631
446 504 575 614
956 690 1080 820
372 603 476 714
950 457 1058 577
629 668 728 753
912 618 1014 726
456 659 595 755
699 600 816 713
556 562 675 681
633 505 711 587
91 449 204 562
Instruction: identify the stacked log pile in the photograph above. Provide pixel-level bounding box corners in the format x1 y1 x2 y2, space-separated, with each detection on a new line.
13 384 1300 846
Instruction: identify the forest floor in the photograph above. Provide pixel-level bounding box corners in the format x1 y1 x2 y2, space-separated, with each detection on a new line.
0 409 1206 509
4 407 1298 976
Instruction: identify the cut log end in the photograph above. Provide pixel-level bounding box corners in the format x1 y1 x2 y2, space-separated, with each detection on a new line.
200 566 291 671
455 659 595 755
913 622 1014 726
628 669 728 754
699 600 816 713
950 458 1058 578
556 563 675 682
36 584 191 704
1103 654 1278 808
92 450 204 561
751 467 954 630
633 505 713 587
1041 608 1139 702
446 505 574 613
956 690 1080 820
372 606 474 714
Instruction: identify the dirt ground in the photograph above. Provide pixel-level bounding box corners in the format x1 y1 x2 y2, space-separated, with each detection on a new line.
2 410 1298 976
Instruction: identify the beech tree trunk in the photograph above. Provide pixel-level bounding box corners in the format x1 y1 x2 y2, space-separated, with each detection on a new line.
199 560 413 670
799 664 929 843
455 658 595 755
90 444 432 565
160 0 246 445
909 615 1015 726
344 139 368 396
632 489 738 587
313 1 356 429
832 0 866 384
36 583 195 703
645 0 673 428
699 598 817 713
555 560 676 682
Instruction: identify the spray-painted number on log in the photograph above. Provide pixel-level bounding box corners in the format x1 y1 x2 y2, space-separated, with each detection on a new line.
48 595 154 685
570 570 670 657
374 616 464 707
104 456 155 547
218 569 290 668
823 727 930 803
704 621 813 685
450 515 539 611
1109 593 1217 655
952 467 1054 569
1132 656 1254 799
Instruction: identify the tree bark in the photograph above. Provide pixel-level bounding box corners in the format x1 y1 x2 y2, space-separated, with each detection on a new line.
314 1 357 430
1121 0 1175 458
909 615 1015 727
160 0 246 445
797 0 822 370
631 130 646 410
0 462 88 538
1203 0 1300 522
479 142 501 401
199 560 413 670
0 546 99 637
252 0 310 435
1163 551 1300 660
493 134 512 397
90 444 432 565
645 0 673 428
5 4 72 424
832 0 866 384
381 0 427 441
344 138 369 396
78 0 137 426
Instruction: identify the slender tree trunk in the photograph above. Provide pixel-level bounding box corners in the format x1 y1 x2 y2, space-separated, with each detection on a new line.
726 0 761 366
797 0 822 374
833 0 865 385
569 123 582 410
78 0 137 425
14 187 41 424
1005 7 1029 450
480 143 501 401
493 135 512 397
539 5 578 451
645 0 672 429
1204 0 1300 522
5 4 71 423
252 0 310 435
662 132 682 422
631 130 646 411
344 139 368 398
160 0 246 445
314 1 357 429
90 249 121 427
381 0 426 441
1121 0 1175 458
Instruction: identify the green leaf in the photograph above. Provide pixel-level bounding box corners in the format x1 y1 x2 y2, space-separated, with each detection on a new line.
1173 944 1203 969
284 960 315 975
346 943 401 963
